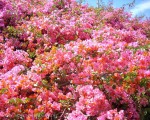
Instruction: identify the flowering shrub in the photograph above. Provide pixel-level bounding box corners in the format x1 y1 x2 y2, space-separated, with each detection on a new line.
0 0 150 119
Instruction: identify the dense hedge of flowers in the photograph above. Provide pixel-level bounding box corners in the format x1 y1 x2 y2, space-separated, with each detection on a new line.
0 0 150 119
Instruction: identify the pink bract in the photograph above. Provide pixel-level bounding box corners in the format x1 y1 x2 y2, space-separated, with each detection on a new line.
0 0 150 119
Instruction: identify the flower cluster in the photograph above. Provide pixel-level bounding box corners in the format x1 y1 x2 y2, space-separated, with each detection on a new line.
0 0 150 119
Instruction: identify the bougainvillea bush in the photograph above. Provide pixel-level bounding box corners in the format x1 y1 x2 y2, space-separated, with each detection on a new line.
0 0 150 119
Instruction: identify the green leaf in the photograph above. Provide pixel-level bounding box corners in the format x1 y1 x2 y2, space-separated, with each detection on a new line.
99 84 103 89
9 98 23 105
16 98 23 104
35 112 45 120
23 98 31 104
42 79 48 86
74 55 82 63
0 88 8 94
83 29 92 34
27 49 36 59
9 98 16 104
5 26 22 38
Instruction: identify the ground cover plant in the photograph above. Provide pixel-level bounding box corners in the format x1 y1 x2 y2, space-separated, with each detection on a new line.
0 0 150 119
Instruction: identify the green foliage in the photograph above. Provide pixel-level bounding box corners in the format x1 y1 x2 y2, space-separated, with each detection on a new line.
4 26 22 38
27 49 36 59
127 44 150 52
141 107 150 120
59 99 73 109
0 88 8 94
35 112 45 120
